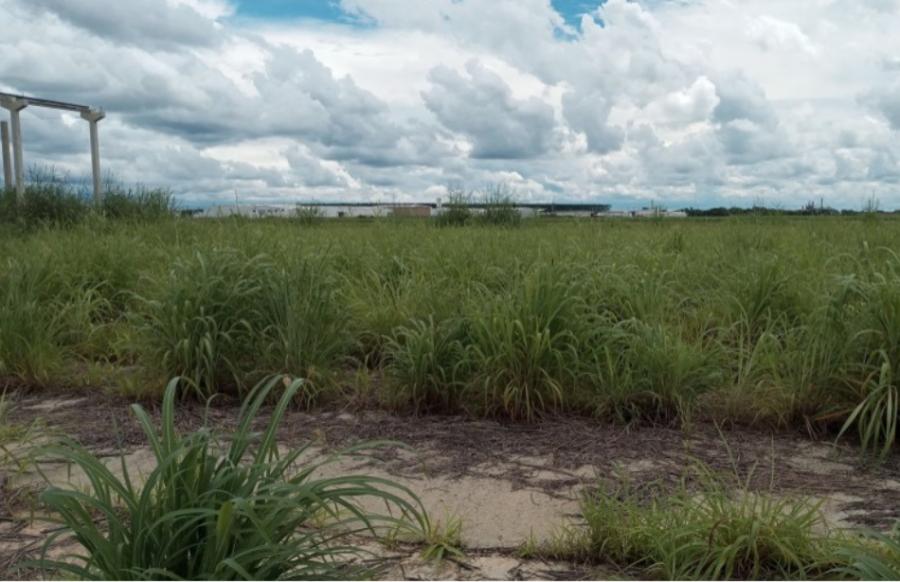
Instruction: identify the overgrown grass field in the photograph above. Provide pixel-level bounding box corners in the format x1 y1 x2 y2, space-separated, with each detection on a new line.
2 206 900 457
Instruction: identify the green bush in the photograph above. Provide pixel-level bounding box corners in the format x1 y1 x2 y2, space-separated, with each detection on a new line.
33 376 427 580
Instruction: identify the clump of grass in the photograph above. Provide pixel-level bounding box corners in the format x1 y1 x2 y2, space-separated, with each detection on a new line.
136 250 348 400
134 250 273 396
543 469 835 580
1 174 174 228
383 316 468 414
0 260 66 384
433 188 472 227
32 376 427 580
838 351 898 460
294 205 324 224
344 256 454 363
583 319 721 424
465 265 581 420
619 321 722 423
260 258 350 395
836 251 900 458
0 182 89 228
475 184 520 227
421 513 464 562
101 187 175 221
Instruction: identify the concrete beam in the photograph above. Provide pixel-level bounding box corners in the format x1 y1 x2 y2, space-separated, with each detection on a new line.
81 108 105 204
0 97 27 201
0 91 91 114
1 121 11 191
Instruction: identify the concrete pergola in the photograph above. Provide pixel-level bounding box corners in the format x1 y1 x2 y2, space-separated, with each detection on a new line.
0 92 105 203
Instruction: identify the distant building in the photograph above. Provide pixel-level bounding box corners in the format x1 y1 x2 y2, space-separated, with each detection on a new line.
196 201 616 219
390 205 431 218
630 208 687 218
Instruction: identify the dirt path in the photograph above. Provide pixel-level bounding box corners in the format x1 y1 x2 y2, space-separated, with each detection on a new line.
3 393 900 579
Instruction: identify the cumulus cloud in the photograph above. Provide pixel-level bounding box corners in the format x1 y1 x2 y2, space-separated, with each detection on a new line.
422 61 558 159
2 0 900 208
645 76 720 126
562 90 623 154
746 16 818 56
862 84 900 130
25 0 223 50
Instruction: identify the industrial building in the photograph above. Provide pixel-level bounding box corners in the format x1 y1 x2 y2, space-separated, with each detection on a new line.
197 201 614 219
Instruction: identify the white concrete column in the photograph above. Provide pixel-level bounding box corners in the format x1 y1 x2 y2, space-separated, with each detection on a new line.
0 97 27 201
1 121 11 191
81 108 105 204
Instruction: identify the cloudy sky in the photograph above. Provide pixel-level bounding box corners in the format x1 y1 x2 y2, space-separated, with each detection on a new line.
2 0 900 209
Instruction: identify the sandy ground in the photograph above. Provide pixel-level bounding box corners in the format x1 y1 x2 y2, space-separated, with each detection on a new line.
2 393 900 579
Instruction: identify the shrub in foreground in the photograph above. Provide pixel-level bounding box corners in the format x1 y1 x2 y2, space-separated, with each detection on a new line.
537 468 836 580
34 376 427 580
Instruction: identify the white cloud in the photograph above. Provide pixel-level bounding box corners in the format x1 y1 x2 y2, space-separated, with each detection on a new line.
2 0 900 209
645 76 720 127
746 15 818 56
422 61 559 159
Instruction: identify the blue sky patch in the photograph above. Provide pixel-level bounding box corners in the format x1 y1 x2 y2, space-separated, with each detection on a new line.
234 0 354 23
234 0 602 29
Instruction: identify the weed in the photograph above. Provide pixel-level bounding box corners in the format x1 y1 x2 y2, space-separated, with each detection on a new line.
421 513 465 562
544 469 834 580
32 376 427 580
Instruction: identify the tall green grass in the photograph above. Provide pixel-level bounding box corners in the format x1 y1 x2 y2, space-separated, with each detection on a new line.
383 316 468 413
134 251 346 400
0 260 66 383
1 179 174 229
2 215 900 455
